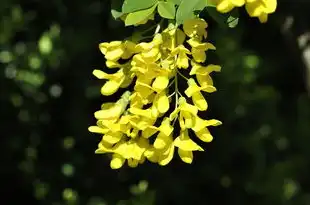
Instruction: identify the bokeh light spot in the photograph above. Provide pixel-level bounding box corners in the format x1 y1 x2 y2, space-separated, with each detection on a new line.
243 55 260 69
18 109 30 122
130 180 149 195
29 55 42 70
0 51 13 63
62 163 75 177
33 181 49 200
4 65 17 79
10 93 23 107
283 179 299 200
63 137 75 149
62 188 78 202
276 138 289 150
26 146 37 159
38 34 53 55
49 84 62 98
220 176 231 188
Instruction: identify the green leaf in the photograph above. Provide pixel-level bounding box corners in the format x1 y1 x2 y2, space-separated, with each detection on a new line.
206 0 217 7
111 10 123 19
168 0 182 5
227 9 239 28
125 4 157 26
176 0 207 24
122 0 157 13
158 2 176 19
111 0 123 19
227 15 239 28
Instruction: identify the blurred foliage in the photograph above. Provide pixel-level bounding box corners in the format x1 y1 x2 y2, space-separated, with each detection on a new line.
1 0 310 205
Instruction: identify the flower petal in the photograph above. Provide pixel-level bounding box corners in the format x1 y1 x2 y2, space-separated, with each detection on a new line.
110 153 125 169
156 92 170 113
178 149 193 164
192 92 208 111
195 128 213 142
152 76 169 93
174 130 204 151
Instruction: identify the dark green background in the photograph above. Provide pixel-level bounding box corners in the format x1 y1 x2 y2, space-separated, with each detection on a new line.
1 0 310 204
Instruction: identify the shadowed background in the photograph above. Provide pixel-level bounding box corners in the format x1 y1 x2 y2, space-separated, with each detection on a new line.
1 0 310 204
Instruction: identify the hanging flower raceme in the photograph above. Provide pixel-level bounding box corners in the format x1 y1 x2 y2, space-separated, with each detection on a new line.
88 18 222 169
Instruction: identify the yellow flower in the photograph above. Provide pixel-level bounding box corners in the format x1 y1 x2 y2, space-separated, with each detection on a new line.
144 130 175 166
157 143 175 166
184 78 217 111
190 61 221 88
110 153 126 169
162 25 186 51
152 75 169 93
143 119 175 166
187 37 216 63
153 91 170 114
174 129 203 164
102 131 124 145
88 92 131 135
99 40 137 62
144 143 175 166
95 135 122 154
169 97 198 130
108 137 150 169
192 116 222 142
105 60 121 69
183 18 208 39
92 69 126 96
133 116 156 132
154 118 174 149
93 91 130 120
122 40 138 59
134 77 155 99
124 138 149 160
129 92 146 108
99 41 124 61
131 53 163 77
245 0 277 23
136 34 163 51
133 34 163 63
214 0 245 13
171 45 191 69
88 125 109 135
213 0 277 23
129 103 159 119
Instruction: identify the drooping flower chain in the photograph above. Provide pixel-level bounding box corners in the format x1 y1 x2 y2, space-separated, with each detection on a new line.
88 18 222 169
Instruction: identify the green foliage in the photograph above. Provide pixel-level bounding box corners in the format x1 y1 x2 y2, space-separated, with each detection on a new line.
157 1 176 19
111 0 124 19
124 4 157 26
114 0 239 27
176 0 207 24
227 14 239 28
122 0 158 13
168 0 182 5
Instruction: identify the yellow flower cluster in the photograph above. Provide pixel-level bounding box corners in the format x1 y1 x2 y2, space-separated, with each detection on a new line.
212 0 277 23
88 18 222 169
